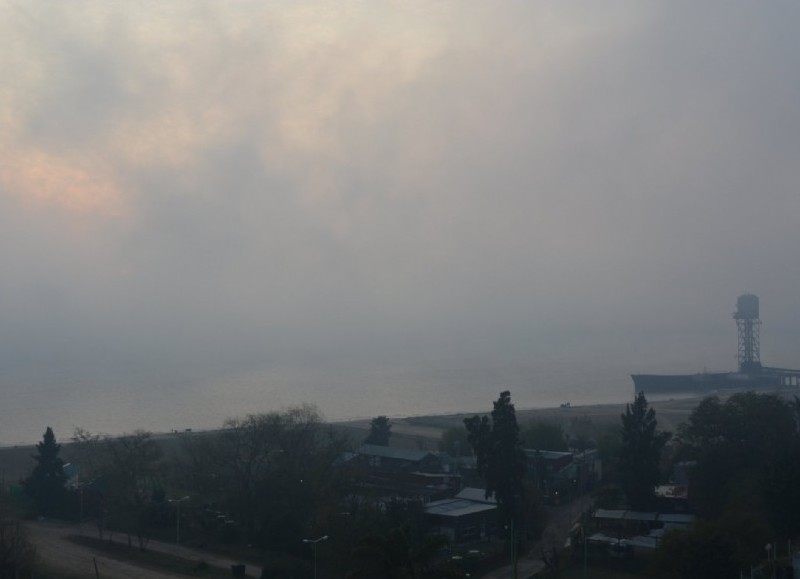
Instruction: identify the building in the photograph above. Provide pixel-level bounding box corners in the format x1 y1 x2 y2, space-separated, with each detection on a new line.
344 444 459 500
425 487 499 544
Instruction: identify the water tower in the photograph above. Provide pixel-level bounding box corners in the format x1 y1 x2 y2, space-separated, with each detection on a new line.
733 294 762 373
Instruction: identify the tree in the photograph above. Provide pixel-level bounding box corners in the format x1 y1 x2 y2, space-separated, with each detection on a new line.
0 507 36 578
24 426 67 515
676 392 800 521
521 421 567 452
364 416 392 446
567 416 595 451
618 392 670 510
762 440 800 536
71 428 165 549
179 404 351 551
438 426 472 456
655 511 773 578
655 521 739 579
104 430 165 550
348 525 447 579
464 391 526 525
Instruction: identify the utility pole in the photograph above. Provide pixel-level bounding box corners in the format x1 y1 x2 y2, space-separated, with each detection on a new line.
168 496 190 544
303 535 328 579
511 518 517 579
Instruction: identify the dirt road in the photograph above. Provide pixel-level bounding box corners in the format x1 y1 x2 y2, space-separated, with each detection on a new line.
25 520 261 578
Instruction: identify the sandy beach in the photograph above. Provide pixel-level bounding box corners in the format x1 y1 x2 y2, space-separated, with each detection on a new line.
340 393 708 449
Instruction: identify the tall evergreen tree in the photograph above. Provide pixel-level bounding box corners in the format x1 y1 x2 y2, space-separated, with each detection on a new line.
24 427 68 515
464 391 526 524
364 416 392 446
618 392 670 510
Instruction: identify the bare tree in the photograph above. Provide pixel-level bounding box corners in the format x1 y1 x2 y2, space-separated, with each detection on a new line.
0 507 36 577
180 404 351 550
71 428 164 550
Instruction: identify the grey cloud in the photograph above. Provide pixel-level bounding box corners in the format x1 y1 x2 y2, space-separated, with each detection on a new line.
2 0 800 388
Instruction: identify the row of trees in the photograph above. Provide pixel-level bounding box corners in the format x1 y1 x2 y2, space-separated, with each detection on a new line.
655 392 800 577
455 388 800 578
19 405 455 578
22 387 796 578
588 390 800 578
178 404 351 552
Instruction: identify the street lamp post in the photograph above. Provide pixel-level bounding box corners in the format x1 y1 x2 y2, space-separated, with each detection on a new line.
504 520 517 579
303 535 328 579
168 496 190 545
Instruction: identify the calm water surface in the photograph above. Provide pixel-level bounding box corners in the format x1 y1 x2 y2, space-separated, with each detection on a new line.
0 359 636 446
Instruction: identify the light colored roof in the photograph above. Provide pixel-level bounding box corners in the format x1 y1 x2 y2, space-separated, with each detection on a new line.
588 533 620 544
426 499 497 518
621 536 658 549
456 487 497 504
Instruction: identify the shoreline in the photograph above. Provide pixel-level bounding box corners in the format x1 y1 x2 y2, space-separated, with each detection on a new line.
336 392 710 445
2 389 790 482
0 391 721 450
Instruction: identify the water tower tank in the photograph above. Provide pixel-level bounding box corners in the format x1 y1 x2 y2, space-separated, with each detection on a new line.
735 294 759 320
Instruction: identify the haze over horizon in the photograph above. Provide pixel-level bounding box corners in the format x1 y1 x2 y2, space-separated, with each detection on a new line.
2 2 800 442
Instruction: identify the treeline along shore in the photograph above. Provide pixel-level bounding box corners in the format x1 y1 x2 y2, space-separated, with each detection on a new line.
0 394 704 484
5 387 800 578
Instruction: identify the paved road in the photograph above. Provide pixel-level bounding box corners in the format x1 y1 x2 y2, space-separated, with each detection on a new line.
480 493 591 579
25 520 261 578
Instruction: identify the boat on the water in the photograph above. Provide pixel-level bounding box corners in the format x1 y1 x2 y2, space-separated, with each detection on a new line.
631 295 800 396
631 368 798 396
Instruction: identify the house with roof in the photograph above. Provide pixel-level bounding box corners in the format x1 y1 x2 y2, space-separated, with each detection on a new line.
344 444 460 500
588 509 695 554
425 487 499 544
351 444 444 473
523 448 602 504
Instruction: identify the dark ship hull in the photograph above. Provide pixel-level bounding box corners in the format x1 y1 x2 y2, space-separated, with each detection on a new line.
632 296 800 396
632 368 799 396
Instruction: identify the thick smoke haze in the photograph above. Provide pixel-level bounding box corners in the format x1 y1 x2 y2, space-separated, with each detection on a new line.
2 2 800 441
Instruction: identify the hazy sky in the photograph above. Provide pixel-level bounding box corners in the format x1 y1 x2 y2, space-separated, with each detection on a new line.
3 1 800 386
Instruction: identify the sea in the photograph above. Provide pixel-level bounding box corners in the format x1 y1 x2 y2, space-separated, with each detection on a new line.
0 357 640 446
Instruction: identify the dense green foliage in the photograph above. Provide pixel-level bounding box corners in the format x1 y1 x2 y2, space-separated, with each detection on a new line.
618 392 670 510
653 392 800 576
23 427 67 516
676 392 799 523
348 525 448 579
464 390 526 525
364 415 392 446
521 421 567 451
437 426 471 456
655 511 774 579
